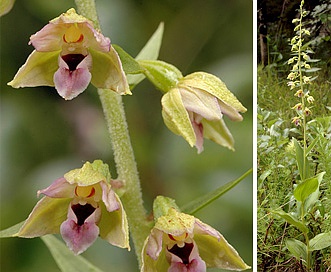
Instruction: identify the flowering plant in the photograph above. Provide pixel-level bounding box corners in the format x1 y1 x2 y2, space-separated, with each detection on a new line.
1 1 252 271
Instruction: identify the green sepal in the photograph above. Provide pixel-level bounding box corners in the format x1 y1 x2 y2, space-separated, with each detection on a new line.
194 231 251 270
41 235 104 272
152 196 180 221
16 197 70 237
64 160 111 186
8 50 59 88
90 47 131 95
126 22 164 88
112 44 143 75
181 168 252 214
139 60 183 93
161 88 196 147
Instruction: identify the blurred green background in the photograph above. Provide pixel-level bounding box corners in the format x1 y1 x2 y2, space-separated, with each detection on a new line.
0 0 253 271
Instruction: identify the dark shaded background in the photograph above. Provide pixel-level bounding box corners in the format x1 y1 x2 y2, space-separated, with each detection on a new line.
0 0 253 271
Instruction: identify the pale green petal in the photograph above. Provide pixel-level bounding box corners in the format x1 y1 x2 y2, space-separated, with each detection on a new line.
98 195 130 249
202 118 235 151
64 160 110 186
90 47 131 95
194 232 250 270
182 72 247 113
16 197 70 237
161 89 196 147
8 50 59 88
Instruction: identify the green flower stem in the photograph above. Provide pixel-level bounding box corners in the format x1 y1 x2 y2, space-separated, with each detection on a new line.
75 0 151 266
98 89 151 265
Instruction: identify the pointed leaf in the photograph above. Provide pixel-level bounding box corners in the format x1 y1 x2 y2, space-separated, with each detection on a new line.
41 235 104 272
127 22 164 88
309 232 331 251
285 238 307 263
0 222 24 238
181 168 252 214
306 136 319 155
271 209 308 234
293 176 319 202
293 138 310 180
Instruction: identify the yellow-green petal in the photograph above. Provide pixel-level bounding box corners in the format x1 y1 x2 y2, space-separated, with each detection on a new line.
161 89 196 147
8 50 59 88
64 160 110 186
155 208 195 236
16 197 70 237
90 47 131 95
98 195 130 250
194 229 250 270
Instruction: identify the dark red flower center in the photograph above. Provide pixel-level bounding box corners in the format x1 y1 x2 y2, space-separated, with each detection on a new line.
62 54 86 71
168 242 194 265
71 203 96 226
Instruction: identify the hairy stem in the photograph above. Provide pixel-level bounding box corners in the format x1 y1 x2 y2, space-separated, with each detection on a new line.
75 0 151 266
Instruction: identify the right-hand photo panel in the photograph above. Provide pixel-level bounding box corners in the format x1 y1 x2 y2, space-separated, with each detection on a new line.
257 0 331 271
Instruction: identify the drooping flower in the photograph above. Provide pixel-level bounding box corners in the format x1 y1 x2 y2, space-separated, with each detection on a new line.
161 72 247 153
141 206 250 271
15 160 129 255
8 8 130 100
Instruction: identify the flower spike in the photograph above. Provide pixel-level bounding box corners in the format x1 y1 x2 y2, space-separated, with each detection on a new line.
15 160 130 255
8 8 130 99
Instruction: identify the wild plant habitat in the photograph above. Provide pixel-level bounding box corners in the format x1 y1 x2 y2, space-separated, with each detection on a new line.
0 0 253 271
258 0 331 271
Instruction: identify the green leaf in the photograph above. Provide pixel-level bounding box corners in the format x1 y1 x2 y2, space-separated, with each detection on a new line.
293 138 310 180
271 209 308 234
309 232 331 251
306 136 319 155
0 221 24 238
181 168 252 214
41 235 104 272
126 22 164 88
111 44 142 75
293 176 319 202
285 238 307 263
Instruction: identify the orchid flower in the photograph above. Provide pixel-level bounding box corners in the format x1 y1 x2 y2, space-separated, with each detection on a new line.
141 206 250 271
15 160 129 255
8 8 130 100
162 72 247 153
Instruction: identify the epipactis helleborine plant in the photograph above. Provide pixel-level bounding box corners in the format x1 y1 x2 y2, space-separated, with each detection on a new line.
161 72 247 153
8 8 130 100
141 197 250 271
15 160 129 255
